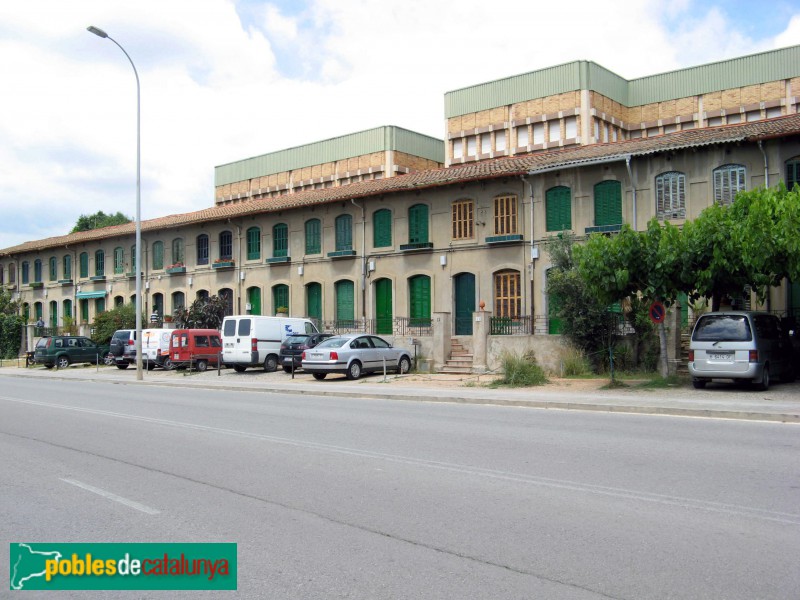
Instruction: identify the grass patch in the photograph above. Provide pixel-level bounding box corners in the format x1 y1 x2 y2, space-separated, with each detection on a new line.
600 379 630 390
634 375 687 389
559 347 592 377
489 351 548 388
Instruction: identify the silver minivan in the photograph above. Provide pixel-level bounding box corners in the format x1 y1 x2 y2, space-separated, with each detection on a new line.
688 311 796 390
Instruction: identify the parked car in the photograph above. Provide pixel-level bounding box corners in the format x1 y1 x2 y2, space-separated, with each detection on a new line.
221 315 319 372
279 332 332 372
168 329 223 371
301 333 413 380
109 329 136 369
34 336 111 369
688 311 796 390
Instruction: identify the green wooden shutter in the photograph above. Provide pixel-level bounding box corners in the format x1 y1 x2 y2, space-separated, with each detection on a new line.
546 186 572 231
408 204 429 244
594 181 622 227
375 278 393 334
335 216 352 251
79 253 88 278
247 227 261 260
787 159 800 190
305 219 321 254
49 257 57 281
273 224 288 258
335 280 354 322
272 284 289 313
409 275 431 326
306 282 322 321
63 255 71 280
152 242 164 270
373 209 392 248
247 287 261 315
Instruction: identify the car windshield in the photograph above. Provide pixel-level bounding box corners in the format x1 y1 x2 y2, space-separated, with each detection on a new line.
285 335 310 343
693 315 753 342
316 337 349 349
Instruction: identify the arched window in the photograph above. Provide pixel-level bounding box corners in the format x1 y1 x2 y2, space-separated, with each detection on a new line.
152 241 164 270
196 234 209 265
94 250 104 276
713 164 746 205
114 247 124 274
171 238 184 266
545 186 572 231
63 255 72 280
196 289 209 302
655 171 686 219
306 282 322 322
494 269 521 318
63 299 72 320
21 261 29 284
272 284 289 314
305 219 321 254
785 156 800 190
172 291 185 313
219 231 233 260
246 227 261 260
114 296 124 307
408 204 429 244
0 264 3 285
9 263 16 283
218 288 234 316
334 215 352 252
373 209 392 247
152 293 164 318
34 259 43 283
49 256 58 281
272 224 288 258
130 245 137 272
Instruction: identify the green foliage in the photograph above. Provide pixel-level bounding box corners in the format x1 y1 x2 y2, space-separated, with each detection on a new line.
70 211 132 234
0 314 23 359
0 289 20 316
90 303 137 345
173 295 227 330
559 346 592 377
491 351 548 387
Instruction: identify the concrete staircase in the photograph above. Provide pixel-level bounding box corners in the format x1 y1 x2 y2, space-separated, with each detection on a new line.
438 339 474 374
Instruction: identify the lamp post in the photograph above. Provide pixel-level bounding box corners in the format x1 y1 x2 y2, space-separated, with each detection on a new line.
87 25 143 381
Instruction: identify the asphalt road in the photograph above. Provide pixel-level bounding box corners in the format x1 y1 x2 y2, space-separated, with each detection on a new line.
1 375 798 599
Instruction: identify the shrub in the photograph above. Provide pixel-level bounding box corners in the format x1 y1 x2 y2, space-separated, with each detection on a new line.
559 346 592 377
492 351 548 387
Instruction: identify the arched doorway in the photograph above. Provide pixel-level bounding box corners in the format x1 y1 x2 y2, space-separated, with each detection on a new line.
454 273 475 335
374 278 393 335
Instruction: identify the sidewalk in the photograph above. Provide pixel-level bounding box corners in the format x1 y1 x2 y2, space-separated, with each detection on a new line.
4 364 800 423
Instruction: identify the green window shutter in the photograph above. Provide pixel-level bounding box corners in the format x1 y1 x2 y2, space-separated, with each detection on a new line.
408 204 429 244
152 242 164 270
305 219 321 254
114 248 124 274
408 275 431 325
63 299 72 319
335 280 355 321
172 239 185 265
49 257 57 281
545 186 572 231
95 251 104 276
373 209 392 248
80 299 89 322
79 253 88 278
594 181 622 227
335 215 352 251
306 282 322 321
787 159 800 190
246 227 261 260
63 255 71 279
273 224 288 258
272 284 289 313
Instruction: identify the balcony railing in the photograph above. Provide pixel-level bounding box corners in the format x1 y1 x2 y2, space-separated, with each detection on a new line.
490 315 532 335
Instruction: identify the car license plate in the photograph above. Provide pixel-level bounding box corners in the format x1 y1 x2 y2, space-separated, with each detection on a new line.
174 353 179 359
310 353 323 359
709 352 731 360
224 343 234 348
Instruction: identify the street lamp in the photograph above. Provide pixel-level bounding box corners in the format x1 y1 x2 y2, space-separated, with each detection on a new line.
87 25 143 381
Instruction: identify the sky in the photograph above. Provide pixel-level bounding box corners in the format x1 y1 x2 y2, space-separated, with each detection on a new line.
1 0 799 250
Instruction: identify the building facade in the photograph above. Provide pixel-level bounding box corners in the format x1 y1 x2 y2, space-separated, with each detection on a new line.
3 47 800 370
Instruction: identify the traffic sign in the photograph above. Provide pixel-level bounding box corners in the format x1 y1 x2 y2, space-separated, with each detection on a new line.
649 301 666 324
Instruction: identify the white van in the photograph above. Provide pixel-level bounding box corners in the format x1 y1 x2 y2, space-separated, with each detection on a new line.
141 328 173 369
221 316 319 372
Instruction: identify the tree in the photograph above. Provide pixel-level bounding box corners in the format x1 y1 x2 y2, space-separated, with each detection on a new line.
173 296 227 330
576 220 687 377
70 211 132 233
90 303 137 345
0 289 23 359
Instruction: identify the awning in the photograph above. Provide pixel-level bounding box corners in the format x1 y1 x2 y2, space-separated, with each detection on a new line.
76 291 107 299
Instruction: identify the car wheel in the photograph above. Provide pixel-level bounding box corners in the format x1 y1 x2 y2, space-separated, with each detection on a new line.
116 363 129 370
756 366 770 391
195 359 208 372
162 357 174 370
56 356 70 369
692 379 706 389
264 355 278 372
282 366 292 373
104 353 114 366
346 361 362 380
397 356 411 374
312 373 327 380
233 365 246 373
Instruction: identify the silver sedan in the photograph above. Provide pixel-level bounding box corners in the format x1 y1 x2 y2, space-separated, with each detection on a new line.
301 333 413 380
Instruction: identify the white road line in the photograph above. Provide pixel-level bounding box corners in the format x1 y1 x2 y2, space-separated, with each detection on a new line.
60 478 160 515
5 396 800 525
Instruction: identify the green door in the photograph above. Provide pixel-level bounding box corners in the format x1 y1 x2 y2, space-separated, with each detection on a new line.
335 280 355 325
49 301 58 329
375 278 393 334
306 283 322 322
454 273 475 335
547 270 563 335
247 287 261 316
409 275 431 327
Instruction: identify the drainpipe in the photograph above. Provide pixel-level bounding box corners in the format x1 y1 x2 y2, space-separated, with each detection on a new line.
758 140 769 187
351 198 367 321
625 156 637 230
520 175 534 318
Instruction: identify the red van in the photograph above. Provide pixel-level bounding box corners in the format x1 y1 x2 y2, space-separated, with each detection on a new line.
168 329 222 371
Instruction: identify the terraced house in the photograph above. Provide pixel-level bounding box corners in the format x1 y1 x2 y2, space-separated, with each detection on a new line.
3 45 800 372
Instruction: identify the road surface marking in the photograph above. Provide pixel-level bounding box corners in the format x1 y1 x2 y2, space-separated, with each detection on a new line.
60 478 160 515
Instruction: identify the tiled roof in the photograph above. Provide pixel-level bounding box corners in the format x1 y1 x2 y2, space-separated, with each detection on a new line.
3 113 799 256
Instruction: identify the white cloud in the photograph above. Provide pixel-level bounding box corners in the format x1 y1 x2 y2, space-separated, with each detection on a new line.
0 0 797 250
